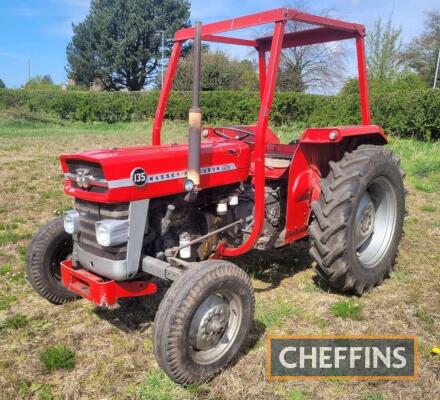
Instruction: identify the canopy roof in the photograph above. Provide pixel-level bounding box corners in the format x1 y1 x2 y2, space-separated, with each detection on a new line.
174 8 365 50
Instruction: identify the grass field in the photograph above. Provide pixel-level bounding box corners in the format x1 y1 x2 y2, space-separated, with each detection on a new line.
0 117 439 400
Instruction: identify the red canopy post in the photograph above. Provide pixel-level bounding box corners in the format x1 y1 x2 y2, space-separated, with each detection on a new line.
152 41 182 145
221 20 286 257
258 48 267 102
356 35 371 125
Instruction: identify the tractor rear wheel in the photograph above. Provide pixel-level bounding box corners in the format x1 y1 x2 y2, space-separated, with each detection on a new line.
153 260 254 384
26 218 79 304
309 145 406 295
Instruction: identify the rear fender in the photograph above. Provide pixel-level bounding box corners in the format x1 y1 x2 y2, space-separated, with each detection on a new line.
284 126 387 244
300 125 387 145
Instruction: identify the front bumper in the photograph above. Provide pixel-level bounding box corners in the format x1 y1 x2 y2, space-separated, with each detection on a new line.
76 244 129 281
60 260 157 307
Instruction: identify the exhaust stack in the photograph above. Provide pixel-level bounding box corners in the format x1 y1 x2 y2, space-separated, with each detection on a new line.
187 21 202 187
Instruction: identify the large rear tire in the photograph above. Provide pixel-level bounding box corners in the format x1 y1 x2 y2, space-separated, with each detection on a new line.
153 260 254 384
26 218 79 304
309 145 406 295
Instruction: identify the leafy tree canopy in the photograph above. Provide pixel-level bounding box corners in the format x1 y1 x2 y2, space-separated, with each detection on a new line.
403 10 440 86
340 71 428 96
67 0 190 91
172 48 259 91
24 75 56 89
366 15 403 81
275 1 347 93
0 78 5 89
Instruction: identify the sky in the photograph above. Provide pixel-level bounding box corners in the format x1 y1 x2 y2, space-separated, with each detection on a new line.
0 0 438 88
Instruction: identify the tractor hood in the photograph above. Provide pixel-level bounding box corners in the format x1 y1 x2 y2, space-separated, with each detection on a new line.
60 138 251 203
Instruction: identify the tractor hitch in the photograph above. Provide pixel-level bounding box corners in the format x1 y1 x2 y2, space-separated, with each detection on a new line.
60 260 157 307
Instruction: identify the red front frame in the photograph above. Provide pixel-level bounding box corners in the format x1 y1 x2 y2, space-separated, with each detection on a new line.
61 260 157 307
152 8 375 257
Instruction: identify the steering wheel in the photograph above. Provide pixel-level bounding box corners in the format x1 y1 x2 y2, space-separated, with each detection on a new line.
213 127 256 141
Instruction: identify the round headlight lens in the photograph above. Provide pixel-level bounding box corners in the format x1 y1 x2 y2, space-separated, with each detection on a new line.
184 179 194 192
63 210 79 234
96 224 111 247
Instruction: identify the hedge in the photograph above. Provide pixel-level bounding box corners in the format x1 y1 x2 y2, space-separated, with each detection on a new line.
1 89 439 140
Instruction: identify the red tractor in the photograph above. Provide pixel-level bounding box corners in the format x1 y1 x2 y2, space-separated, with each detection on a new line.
26 8 406 384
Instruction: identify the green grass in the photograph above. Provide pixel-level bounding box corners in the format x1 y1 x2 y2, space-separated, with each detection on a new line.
0 313 27 330
414 181 437 193
0 231 32 246
415 309 435 327
256 299 298 329
362 392 387 400
0 117 439 399
17 380 60 400
286 389 308 400
330 300 363 320
136 370 187 400
39 344 76 372
0 264 12 275
388 137 440 193
0 293 17 311
421 204 437 212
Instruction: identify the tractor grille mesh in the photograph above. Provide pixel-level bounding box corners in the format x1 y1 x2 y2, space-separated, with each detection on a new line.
67 160 104 179
75 199 129 260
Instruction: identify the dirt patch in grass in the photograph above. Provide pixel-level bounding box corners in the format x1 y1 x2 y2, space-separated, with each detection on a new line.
0 121 439 399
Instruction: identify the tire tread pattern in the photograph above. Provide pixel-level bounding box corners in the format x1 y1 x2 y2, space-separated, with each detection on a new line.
309 145 406 294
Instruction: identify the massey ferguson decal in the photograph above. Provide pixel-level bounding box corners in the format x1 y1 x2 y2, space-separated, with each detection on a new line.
66 163 237 189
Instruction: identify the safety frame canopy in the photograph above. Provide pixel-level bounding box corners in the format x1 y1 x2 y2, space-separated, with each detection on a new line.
173 7 365 48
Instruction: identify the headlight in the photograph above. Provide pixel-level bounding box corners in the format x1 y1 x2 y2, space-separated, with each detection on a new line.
63 210 80 234
95 219 129 247
184 179 195 192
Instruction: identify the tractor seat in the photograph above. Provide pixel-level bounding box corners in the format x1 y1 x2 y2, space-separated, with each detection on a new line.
265 157 291 169
264 143 297 169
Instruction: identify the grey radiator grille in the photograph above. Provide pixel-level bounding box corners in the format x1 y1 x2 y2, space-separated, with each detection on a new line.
75 199 129 260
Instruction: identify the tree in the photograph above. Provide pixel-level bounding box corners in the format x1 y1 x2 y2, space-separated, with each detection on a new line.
0 78 5 89
172 49 258 91
275 1 347 93
366 15 403 81
67 0 190 91
340 72 428 96
24 75 55 89
402 10 440 86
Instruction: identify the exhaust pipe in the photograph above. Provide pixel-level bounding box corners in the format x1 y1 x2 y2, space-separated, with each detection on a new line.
187 21 202 188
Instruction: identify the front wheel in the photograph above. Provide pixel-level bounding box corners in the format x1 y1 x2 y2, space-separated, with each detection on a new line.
153 260 255 384
309 145 406 294
26 218 79 304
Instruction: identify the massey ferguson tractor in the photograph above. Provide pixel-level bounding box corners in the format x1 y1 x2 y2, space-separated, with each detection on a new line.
26 8 406 384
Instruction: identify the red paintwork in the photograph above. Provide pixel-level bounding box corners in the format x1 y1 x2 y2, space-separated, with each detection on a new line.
221 21 286 257
153 41 182 146
204 125 280 145
60 260 157 306
356 36 372 125
256 27 357 51
146 7 376 257
300 125 386 144
61 7 386 287
60 138 251 203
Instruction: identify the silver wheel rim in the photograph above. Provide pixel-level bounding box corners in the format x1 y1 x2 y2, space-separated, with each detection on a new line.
188 290 243 365
355 176 397 269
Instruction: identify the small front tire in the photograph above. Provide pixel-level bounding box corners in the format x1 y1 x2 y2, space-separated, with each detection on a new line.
26 218 79 304
153 260 255 384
